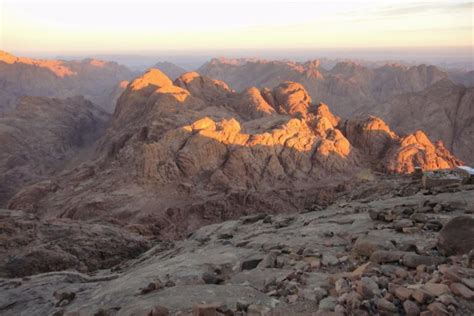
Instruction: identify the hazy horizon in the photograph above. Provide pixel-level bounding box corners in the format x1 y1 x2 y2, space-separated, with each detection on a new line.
2 0 472 57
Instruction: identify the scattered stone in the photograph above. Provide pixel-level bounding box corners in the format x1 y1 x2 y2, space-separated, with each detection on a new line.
241 257 263 271
140 279 164 294
356 277 380 299
436 294 458 307
192 303 219 316
376 298 396 313
370 250 404 264
147 305 169 316
352 236 395 257
402 253 445 268
422 283 451 297
403 300 420 316
427 301 450 315
273 216 295 228
449 282 474 299
202 272 224 284
258 251 279 269
412 289 433 304
394 219 414 231
461 277 474 290
53 291 76 307
394 286 413 301
322 254 339 266
335 278 350 295
240 214 267 224
422 170 463 189
318 296 337 311
247 304 271 316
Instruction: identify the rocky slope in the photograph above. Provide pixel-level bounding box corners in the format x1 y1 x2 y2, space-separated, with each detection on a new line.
153 62 187 80
360 79 474 165
1 176 473 315
198 58 448 118
6 69 460 240
0 96 109 206
0 51 133 113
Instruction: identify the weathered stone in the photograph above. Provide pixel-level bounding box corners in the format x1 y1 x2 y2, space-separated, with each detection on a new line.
427 301 449 315
193 303 219 316
258 251 279 269
335 278 350 295
394 219 414 231
402 253 445 268
461 278 474 290
437 216 474 255
356 277 380 299
377 298 396 313
370 250 404 264
241 257 263 270
412 289 433 304
318 296 337 311
422 283 451 297
394 286 413 300
148 305 170 316
322 254 339 266
247 304 271 316
351 262 380 278
436 294 458 307
403 300 420 316
352 236 395 257
422 170 463 189
449 282 474 299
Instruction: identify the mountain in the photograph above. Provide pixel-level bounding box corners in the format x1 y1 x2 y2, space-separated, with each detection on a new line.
360 79 474 164
0 96 109 206
153 61 187 79
448 70 474 87
7 69 460 240
0 51 133 113
198 58 448 118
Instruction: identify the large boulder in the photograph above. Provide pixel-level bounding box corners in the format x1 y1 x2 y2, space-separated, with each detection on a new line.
437 216 474 255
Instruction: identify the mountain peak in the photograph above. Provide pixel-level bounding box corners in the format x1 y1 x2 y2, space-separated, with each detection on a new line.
129 68 173 91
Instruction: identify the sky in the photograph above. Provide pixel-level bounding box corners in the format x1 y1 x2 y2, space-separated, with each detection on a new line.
0 0 472 57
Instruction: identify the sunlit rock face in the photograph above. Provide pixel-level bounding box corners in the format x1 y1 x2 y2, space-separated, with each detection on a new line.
0 51 133 113
8 69 461 239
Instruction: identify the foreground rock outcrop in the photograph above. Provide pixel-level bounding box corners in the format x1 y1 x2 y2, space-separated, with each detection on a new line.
0 209 151 278
7 70 460 240
1 176 473 315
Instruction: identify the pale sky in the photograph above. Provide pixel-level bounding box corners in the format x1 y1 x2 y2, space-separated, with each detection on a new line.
0 0 472 54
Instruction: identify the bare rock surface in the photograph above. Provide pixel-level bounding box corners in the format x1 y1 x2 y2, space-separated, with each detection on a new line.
0 209 151 278
1 179 473 315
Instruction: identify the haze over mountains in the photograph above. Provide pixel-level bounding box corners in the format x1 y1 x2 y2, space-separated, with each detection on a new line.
1 50 473 315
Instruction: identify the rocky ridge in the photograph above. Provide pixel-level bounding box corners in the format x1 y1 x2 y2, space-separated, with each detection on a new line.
0 51 133 112
6 69 461 240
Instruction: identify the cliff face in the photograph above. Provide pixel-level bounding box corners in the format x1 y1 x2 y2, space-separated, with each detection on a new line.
7 70 460 239
0 51 133 113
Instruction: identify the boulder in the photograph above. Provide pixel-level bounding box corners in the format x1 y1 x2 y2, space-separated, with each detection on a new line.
437 216 474 255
